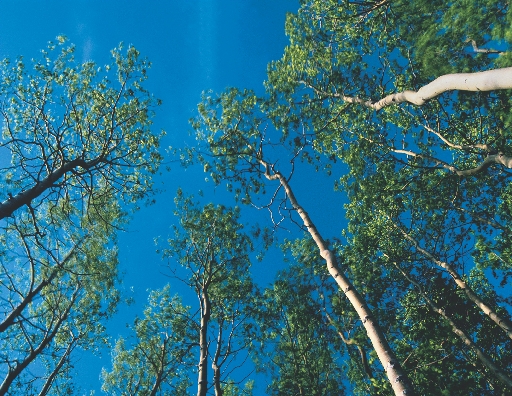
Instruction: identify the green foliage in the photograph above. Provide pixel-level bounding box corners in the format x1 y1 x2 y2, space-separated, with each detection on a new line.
157 193 259 395
0 38 163 394
101 286 194 395
190 0 512 394
251 237 348 395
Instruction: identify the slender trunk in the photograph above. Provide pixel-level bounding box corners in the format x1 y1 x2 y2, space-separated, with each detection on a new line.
0 287 79 395
149 339 168 396
260 160 415 395
212 364 223 396
212 322 224 396
38 334 78 396
197 289 211 396
0 245 77 333
395 263 512 389
396 224 512 340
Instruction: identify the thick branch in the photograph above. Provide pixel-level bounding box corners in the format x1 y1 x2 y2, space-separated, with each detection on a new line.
467 39 505 55
0 157 103 220
38 333 78 396
389 147 512 176
304 67 512 111
0 287 79 395
0 245 77 333
421 124 491 152
324 311 373 379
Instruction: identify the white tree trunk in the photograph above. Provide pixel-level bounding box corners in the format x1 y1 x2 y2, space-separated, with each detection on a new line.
373 67 512 110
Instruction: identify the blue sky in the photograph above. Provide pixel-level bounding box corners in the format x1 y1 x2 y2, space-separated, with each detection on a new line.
0 1 350 393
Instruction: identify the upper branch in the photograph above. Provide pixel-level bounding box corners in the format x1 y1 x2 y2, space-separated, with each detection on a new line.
303 67 512 111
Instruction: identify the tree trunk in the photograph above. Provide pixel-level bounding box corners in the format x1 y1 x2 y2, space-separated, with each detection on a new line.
260 160 415 395
197 289 211 396
212 323 224 396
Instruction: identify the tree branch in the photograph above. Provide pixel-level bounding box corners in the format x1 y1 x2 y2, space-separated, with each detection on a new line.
303 67 512 111
390 220 512 340
393 261 512 389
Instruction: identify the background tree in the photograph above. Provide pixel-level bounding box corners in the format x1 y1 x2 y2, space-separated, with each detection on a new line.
101 285 194 396
157 191 258 396
260 0 512 393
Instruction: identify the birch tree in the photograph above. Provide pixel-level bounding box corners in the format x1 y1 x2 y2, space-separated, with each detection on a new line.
191 88 415 395
260 0 512 393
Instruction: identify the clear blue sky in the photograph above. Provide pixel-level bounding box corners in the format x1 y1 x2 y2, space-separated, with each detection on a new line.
0 1 349 393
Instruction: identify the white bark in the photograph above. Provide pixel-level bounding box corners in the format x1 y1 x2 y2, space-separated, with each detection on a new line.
304 67 512 111
258 158 416 396
372 67 512 110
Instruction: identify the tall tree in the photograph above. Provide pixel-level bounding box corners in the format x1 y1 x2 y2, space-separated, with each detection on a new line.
260 0 512 393
191 88 415 395
0 37 163 394
159 191 258 396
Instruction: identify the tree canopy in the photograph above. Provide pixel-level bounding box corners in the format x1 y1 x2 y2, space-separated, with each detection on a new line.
0 38 163 394
190 0 512 394
2 1 512 395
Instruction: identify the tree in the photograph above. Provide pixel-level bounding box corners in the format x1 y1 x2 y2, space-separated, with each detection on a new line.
101 286 194 396
188 1 512 394
191 87 415 395
0 196 122 395
0 38 163 394
155 191 258 396
262 0 512 394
